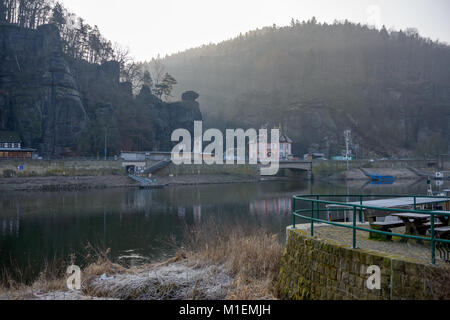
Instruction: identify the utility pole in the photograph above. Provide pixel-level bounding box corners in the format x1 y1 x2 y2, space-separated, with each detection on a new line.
344 130 351 170
104 127 107 161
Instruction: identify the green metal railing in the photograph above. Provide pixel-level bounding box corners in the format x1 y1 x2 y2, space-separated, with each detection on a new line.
291 194 450 264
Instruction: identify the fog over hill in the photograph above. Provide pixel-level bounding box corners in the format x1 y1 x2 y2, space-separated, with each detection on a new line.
159 19 450 158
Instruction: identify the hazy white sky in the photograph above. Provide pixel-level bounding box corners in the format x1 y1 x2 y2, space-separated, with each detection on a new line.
60 0 450 61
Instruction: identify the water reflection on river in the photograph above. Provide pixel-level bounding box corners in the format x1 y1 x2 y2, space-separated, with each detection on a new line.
0 179 448 277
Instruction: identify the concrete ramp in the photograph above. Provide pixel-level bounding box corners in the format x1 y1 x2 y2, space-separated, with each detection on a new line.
128 175 153 186
128 174 165 189
144 159 171 175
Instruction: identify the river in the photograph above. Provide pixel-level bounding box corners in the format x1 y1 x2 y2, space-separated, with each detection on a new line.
0 178 448 282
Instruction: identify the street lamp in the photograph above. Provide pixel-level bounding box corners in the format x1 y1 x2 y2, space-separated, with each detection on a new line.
344 130 351 170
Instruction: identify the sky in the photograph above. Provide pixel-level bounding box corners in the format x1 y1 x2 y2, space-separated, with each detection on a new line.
60 0 450 61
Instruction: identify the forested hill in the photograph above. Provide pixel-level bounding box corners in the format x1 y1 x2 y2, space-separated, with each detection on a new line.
161 19 450 158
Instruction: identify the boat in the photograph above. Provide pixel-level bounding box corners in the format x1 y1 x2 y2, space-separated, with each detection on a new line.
367 173 395 182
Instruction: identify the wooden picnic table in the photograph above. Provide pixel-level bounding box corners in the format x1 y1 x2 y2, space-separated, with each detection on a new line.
391 213 431 238
390 213 447 242
326 197 450 210
326 197 450 221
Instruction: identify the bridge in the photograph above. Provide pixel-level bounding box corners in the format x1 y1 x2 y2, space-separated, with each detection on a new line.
121 151 314 179
278 160 312 171
260 160 313 178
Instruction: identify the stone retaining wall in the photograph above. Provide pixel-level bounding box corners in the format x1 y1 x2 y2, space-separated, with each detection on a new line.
277 229 449 300
0 159 122 177
312 159 438 178
155 163 260 177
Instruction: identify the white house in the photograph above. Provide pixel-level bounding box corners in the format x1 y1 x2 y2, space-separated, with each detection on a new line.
249 130 293 162
279 134 293 160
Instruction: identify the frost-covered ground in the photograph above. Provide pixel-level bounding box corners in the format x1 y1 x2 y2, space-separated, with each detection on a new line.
0 260 232 300
84 261 232 300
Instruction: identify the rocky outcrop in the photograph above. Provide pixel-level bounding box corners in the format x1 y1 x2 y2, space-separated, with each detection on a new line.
181 90 199 102
0 23 87 157
0 24 203 157
0 24 87 156
135 87 202 151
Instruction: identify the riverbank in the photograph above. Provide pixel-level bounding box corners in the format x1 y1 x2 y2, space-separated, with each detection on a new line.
0 170 433 192
1 158 444 189
317 168 433 181
0 173 306 192
0 221 283 300
0 175 135 192
0 174 270 192
312 158 444 181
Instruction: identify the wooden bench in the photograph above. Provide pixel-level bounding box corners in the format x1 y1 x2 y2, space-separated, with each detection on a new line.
431 211 450 226
369 216 405 240
431 226 450 239
429 226 450 262
423 221 445 228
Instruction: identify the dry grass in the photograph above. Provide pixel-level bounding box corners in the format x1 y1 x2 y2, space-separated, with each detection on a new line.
0 244 125 299
1 223 284 300
82 245 127 277
77 221 284 300
182 219 284 299
78 221 284 300
0 254 72 299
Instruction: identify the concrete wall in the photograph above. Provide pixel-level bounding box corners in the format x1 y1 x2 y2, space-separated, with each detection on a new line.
277 229 449 300
155 163 260 177
0 159 123 177
0 159 261 178
312 159 438 178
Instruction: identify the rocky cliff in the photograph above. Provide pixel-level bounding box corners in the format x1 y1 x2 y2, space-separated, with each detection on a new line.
0 23 202 157
0 23 87 157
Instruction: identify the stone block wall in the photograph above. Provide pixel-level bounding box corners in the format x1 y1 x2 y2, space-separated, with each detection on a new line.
156 163 260 177
277 229 450 300
0 159 122 177
312 159 438 178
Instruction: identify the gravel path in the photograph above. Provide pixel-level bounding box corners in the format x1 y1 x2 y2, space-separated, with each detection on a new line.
302 224 448 265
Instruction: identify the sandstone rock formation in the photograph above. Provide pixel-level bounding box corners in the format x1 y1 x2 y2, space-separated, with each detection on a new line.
0 24 87 157
0 24 202 157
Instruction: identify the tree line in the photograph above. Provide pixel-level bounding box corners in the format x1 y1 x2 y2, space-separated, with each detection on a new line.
1 0 115 64
161 18 450 156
